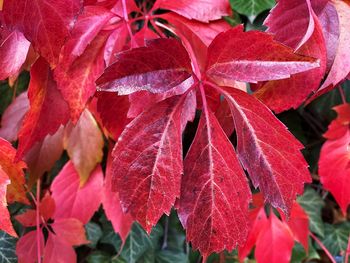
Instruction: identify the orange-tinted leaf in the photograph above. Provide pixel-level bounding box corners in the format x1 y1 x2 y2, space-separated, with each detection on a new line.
0 138 27 204
0 168 16 236
64 110 104 185
16 58 70 161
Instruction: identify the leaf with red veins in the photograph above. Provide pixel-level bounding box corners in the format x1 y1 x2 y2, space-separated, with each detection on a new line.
282 202 309 251
16 230 44 263
312 0 350 96
43 233 76 263
220 87 311 214
255 14 327 113
161 13 230 69
2 0 82 66
127 77 195 118
64 110 104 185
111 95 190 233
55 30 110 121
0 168 16 236
319 130 350 215
0 92 29 142
96 92 130 140
16 58 70 161
51 161 103 224
103 149 133 242
97 38 192 95
178 104 251 258
24 126 64 188
0 138 28 204
206 25 320 84
0 29 30 80
51 218 89 246
255 213 295 263
264 0 319 50
153 0 230 22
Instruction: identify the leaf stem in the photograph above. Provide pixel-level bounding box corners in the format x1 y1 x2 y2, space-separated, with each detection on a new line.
121 0 137 48
309 231 336 263
345 235 350 263
36 179 42 263
338 86 347 104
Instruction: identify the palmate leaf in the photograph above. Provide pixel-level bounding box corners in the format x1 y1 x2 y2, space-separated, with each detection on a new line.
322 222 350 256
231 0 275 19
0 231 17 263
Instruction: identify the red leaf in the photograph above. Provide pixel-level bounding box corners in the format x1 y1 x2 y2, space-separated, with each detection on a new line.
319 129 350 215
51 218 89 246
111 94 193 232
324 104 350 140
15 210 37 227
51 161 103 224
0 138 28 204
255 14 327 112
206 25 320 84
96 92 130 140
153 0 230 22
178 96 251 258
282 202 309 251
218 87 311 214
255 213 294 263
0 167 16 236
16 230 44 263
43 233 76 263
16 58 70 161
24 127 64 188
102 148 133 242
0 92 29 142
314 0 350 95
63 110 104 185
97 38 192 95
2 0 82 66
0 29 30 80
55 30 111 121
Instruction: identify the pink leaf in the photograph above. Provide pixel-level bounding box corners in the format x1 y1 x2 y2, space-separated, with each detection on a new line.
16 230 44 263
43 233 76 263
51 218 89 246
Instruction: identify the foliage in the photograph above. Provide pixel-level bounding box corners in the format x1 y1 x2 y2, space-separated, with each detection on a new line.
0 0 349 262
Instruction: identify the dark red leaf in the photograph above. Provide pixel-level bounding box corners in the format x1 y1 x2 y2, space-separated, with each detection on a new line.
178 96 251 258
97 38 192 95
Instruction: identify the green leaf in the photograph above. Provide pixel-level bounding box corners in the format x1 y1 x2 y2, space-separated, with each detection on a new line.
100 222 122 253
297 187 325 237
291 240 319 263
121 223 153 263
230 0 275 20
156 250 188 263
0 231 17 263
87 251 111 263
86 222 103 248
322 223 350 256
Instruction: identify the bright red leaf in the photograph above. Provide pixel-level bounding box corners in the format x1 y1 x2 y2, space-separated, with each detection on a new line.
0 167 16 236
206 25 320 84
51 161 103 224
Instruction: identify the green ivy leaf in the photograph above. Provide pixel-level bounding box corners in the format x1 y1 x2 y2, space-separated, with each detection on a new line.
87 251 111 263
322 223 350 256
297 188 325 237
0 231 17 263
230 0 275 21
156 250 188 263
86 222 103 248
